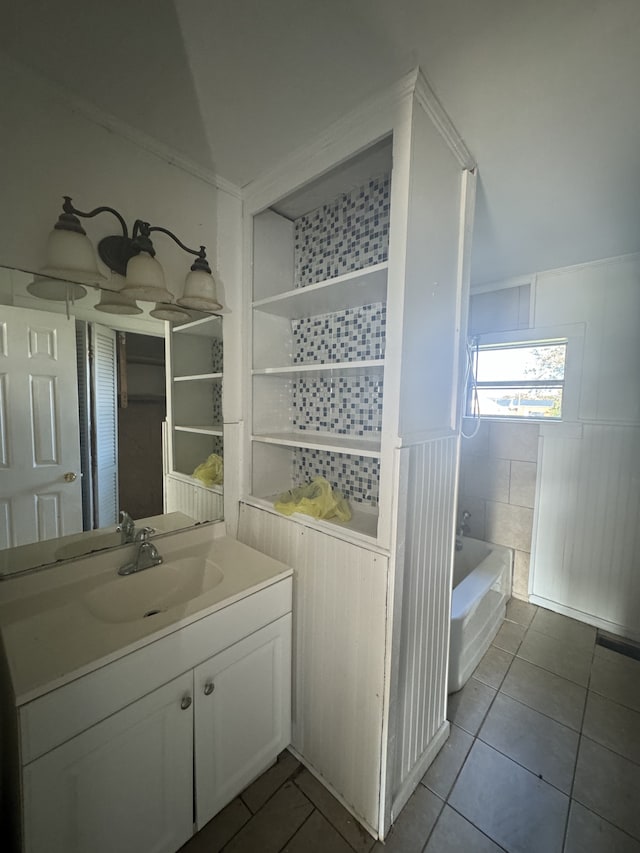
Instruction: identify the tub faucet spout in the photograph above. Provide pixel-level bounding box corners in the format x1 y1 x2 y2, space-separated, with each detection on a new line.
456 511 471 550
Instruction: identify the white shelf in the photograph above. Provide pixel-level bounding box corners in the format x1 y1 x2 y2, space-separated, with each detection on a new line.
173 315 222 338
245 495 379 544
252 431 381 458
174 373 223 382
252 262 388 320
175 424 224 436
252 359 384 378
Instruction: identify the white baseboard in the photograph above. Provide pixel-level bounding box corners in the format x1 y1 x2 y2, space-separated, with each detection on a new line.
529 595 640 643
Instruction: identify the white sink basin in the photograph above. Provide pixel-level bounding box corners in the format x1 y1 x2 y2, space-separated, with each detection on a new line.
84 557 224 623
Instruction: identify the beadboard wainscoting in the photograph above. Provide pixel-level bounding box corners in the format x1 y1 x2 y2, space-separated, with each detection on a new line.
388 434 459 821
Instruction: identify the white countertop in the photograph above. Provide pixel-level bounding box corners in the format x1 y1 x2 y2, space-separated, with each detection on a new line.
0 528 292 705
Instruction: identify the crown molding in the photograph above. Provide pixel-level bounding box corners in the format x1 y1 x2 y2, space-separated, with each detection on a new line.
413 70 476 170
4 53 241 199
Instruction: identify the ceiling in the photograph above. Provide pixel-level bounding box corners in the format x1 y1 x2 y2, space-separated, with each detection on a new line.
3 0 640 284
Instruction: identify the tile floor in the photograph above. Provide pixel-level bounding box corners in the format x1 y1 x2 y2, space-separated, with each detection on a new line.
181 600 640 852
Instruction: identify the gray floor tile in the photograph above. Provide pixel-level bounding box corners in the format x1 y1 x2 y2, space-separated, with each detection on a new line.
492 619 527 654
224 781 313 853
282 810 355 853
583 691 640 765
529 608 596 651
181 797 251 852
516 628 592 686
501 657 586 730
421 724 474 799
294 768 375 853
478 693 579 793
473 646 514 689
591 647 640 713
447 677 496 735
449 741 568 853
240 750 300 813
424 805 505 853
565 801 640 853
372 787 443 852
573 737 640 841
506 598 537 627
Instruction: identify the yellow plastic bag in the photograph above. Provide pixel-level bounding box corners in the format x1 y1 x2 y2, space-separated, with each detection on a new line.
192 453 223 486
274 476 352 522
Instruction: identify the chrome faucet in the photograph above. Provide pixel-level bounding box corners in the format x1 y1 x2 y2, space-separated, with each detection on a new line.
118 527 162 576
455 510 471 552
117 510 136 545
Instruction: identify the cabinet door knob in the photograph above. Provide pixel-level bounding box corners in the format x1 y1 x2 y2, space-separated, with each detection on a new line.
180 695 192 710
203 681 215 696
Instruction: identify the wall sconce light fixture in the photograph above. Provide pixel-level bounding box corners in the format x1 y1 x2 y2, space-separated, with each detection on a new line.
34 196 222 313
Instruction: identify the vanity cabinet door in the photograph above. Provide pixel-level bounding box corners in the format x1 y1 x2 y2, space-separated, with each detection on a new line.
22 672 194 853
194 613 292 829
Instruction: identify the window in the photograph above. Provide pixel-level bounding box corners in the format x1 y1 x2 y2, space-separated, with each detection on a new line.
468 340 567 420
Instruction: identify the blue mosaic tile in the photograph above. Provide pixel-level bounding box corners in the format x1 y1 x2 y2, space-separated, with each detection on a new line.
286 174 391 506
293 449 380 507
292 375 383 436
294 174 390 287
291 302 386 365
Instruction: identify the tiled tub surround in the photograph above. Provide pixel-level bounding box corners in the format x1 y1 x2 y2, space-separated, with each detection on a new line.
294 173 390 288
458 421 539 600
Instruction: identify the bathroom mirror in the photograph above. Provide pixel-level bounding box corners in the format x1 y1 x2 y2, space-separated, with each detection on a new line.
0 265 224 577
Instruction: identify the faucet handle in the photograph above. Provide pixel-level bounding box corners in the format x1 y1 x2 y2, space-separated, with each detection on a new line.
135 526 156 543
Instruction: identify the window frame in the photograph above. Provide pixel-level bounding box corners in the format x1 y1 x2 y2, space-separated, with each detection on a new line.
464 324 584 424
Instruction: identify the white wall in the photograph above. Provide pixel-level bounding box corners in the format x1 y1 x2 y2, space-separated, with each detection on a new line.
0 54 240 310
0 53 243 524
530 253 640 639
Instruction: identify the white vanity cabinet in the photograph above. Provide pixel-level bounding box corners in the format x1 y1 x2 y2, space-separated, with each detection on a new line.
9 574 292 853
23 672 195 853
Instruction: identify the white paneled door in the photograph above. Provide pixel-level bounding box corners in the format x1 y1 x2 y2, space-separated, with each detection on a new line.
0 305 82 548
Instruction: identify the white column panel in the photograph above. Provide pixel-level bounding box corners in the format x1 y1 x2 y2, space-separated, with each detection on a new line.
390 435 458 814
238 503 388 835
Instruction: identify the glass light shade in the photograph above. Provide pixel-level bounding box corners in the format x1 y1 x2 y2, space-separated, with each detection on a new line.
176 268 222 312
121 251 174 302
95 288 142 315
149 302 191 323
40 227 107 285
27 275 87 302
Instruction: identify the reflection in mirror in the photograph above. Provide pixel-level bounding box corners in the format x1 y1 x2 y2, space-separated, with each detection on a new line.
0 266 223 577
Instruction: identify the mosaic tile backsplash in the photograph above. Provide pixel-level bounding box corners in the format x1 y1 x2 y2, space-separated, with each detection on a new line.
292 375 383 437
295 173 390 287
293 449 380 507
287 176 391 507
292 302 385 365
211 339 223 457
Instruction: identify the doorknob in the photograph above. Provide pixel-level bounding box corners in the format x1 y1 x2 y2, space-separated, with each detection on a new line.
63 472 77 482
204 681 215 696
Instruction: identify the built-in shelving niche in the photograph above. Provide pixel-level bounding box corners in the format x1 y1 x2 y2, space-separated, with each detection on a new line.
250 137 393 542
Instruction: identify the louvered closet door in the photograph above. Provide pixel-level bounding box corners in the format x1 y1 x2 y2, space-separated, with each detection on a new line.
90 323 119 527
0 305 82 548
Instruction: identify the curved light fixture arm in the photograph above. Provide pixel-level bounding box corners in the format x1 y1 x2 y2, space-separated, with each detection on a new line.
141 223 211 271
62 196 129 238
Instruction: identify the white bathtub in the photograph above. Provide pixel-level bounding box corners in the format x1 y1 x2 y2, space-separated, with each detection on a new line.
448 537 513 693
